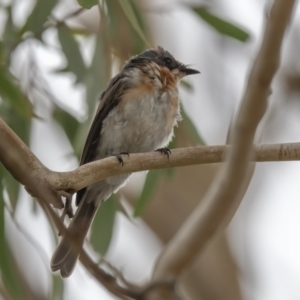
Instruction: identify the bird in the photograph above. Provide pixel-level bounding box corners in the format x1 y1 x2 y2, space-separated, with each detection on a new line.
51 46 200 277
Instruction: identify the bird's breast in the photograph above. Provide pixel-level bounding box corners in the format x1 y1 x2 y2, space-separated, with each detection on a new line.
98 78 181 157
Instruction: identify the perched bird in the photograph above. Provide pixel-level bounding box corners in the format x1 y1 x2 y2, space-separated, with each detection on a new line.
51 46 199 277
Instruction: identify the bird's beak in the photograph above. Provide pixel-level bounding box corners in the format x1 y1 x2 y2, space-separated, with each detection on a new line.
180 65 200 76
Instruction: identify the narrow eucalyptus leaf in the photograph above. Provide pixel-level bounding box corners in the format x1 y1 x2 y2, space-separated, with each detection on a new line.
193 7 250 42
77 0 98 9
90 194 117 256
182 107 205 145
53 105 80 146
134 171 160 216
57 26 86 84
22 0 58 35
118 0 149 45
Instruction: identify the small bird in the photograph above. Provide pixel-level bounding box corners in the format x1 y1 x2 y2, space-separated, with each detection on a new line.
51 46 199 277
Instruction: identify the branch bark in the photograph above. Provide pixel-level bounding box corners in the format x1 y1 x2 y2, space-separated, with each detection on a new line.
1 116 300 195
152 0 296 285
0 119 63 208
50 142 300 192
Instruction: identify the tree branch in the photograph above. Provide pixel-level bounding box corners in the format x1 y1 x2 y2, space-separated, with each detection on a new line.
49 142 300 191
1 117 300 195
0 118 63 208
152 0 296 285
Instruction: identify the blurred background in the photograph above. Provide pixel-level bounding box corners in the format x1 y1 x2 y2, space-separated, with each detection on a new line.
1 0 300 299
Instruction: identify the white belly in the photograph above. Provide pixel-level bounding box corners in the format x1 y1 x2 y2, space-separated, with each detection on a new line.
98 90 180 156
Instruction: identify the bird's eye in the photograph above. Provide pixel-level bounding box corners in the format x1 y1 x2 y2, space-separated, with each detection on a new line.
164 57 172 66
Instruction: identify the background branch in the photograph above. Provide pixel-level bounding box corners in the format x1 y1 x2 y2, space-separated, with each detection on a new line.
152 0 296 285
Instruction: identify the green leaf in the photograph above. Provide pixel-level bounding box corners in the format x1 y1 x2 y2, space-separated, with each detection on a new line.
53 105 80 146
6 117 31 148
181 106 205 145
193 7 250 42
2 6 20 64
0 96 32 147
134 171 160 217
51 275 64 300
21 0 58 35
180 80 194 92
116 196 132 220
57 26 86 84
0 168 23 300
0 68 33 119
71 36 108 157
77 0 98 9
3 172 20 212
90 194 117 256
118 0 149 45
85 36 108 112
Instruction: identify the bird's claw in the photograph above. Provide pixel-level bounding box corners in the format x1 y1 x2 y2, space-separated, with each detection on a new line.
115 152 130 166
156 147 171 158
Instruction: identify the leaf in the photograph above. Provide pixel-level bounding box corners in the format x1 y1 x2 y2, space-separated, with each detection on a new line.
77 0 98 9
53 105 80 146
57 26 86 84
193 7 250 42
0 68 33 119
180 80 194 92
116 197 132 221
90 194 117 256
181 106 205 145
85 36 107 112
51 274 64 300
0 168 23 300
0 99 32 146
3 172 20 212
21 0 59 35
118 0 149 45
0 41 3 65
71 36 108 157
2 6 20 63
134 171 160 217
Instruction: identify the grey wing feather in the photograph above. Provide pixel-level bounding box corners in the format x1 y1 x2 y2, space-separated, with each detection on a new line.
76 73 131 206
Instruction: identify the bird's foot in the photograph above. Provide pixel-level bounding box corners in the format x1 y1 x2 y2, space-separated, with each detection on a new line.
115 152 130 166
58 190 74 236
156 147 171 158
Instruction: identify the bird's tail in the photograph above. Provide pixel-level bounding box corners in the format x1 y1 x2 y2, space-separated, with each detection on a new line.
51 196 98 278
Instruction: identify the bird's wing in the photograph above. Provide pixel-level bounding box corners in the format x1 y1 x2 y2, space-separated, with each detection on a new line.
80 73 130 165
76 73 131 205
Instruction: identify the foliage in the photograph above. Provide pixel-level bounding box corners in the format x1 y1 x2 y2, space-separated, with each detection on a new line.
0 0 249 297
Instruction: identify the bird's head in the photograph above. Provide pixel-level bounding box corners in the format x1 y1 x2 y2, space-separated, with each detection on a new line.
124 46 200 84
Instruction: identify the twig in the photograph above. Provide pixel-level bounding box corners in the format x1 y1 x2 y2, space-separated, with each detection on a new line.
4 202 50 272
0 118 63 208
36 198 141 299
1 116 300 196
152 0 296 286
47 142 300 191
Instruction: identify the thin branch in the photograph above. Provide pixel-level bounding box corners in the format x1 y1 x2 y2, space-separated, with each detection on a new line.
152 0 296 284
36 190 175 300
21 175 140 299
47 142 300 191
0 118 63 208
1 117 300 195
